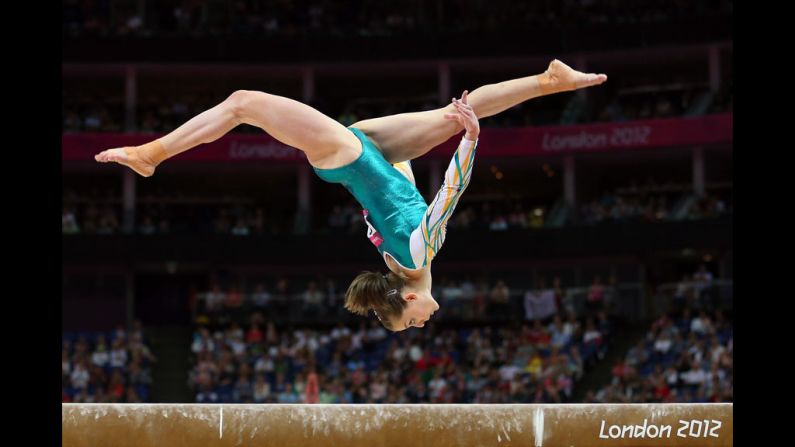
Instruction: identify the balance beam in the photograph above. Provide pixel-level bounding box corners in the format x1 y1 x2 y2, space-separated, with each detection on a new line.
62 403 732 447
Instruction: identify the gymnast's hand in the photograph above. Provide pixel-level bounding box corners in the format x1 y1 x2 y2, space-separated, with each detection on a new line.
444 90 479 140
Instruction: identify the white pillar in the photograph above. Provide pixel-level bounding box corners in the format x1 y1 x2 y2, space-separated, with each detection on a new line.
638 264 647 322
438 61 451 105
693 146 705 197
708 46 721 92
295 164 311 234
125 65 137 132
302 67 315 103
564 156 576 207
125 270 135 333
299 67 314 229
122 170 136 234
429 159 442 200
298 164 311 211
574 56 587 100
123 66 138 234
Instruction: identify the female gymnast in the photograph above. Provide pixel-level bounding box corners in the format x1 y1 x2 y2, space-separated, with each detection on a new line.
95 59 607 331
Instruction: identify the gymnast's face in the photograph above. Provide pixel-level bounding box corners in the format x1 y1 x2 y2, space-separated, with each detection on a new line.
395 290 439 331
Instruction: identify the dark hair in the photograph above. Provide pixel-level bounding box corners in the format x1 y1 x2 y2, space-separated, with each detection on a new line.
344 271 407 331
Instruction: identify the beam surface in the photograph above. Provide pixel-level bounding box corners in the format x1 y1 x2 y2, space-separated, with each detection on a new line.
63 403 733 447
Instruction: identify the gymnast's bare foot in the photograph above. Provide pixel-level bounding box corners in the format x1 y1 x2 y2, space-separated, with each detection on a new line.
539 59 608 94
94 147 158 177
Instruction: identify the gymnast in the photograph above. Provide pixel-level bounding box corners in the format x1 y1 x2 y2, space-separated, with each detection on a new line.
95 59 606 331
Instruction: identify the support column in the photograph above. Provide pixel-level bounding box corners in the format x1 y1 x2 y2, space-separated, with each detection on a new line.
638 264 647 323
298 165 311 211
693 146 705 197
428 159 442 201
124 65 137 131
295 165 311 234
302 66 315 104
438 61 451 105
297 67 315 233
125 270 135 333
563 156 576 207
122 170 136 234
122 66 138 234
708 46 721 92
573 56 587 100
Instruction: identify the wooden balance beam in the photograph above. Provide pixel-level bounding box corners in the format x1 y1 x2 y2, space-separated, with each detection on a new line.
62 403 732 447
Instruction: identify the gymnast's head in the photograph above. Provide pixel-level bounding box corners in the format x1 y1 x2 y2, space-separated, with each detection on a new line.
345 271 439 331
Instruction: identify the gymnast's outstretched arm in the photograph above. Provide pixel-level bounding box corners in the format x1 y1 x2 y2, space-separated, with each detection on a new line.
408 92 479 268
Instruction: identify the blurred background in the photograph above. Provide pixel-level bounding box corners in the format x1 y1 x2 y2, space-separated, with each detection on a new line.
62 0 732 405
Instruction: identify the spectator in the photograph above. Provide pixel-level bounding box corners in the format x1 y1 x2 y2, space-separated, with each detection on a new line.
302 281 326 317
109 339 128 370
489 280 511 315
251 283 272 309
62 207 80 234
225 286 244 309
204 284 226 313
91 336 110 369
246 323 264 344
524 278 557 321
586 276 605 315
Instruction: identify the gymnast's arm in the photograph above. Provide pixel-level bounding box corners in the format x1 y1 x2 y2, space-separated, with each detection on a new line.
409 92 480 267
